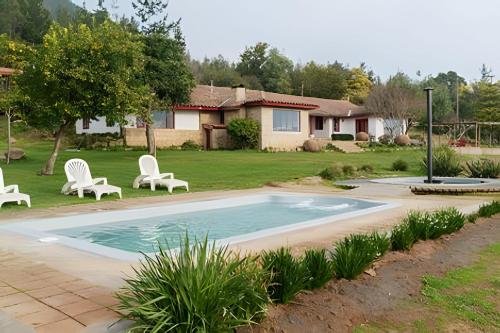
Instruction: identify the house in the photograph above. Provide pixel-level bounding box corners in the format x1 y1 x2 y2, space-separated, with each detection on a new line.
76 85 404 150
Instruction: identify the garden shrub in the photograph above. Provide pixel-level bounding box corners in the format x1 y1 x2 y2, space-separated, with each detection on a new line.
319 164 343 180
303 249 334 290
406 211 432 241
342 164 356 176
369 232 391 258
477 200 500 218
359 164 374 173
332 133 354 141
261 247 307 304
180 140 201 151
426 208 465 239
227 118 260 149
422 145 462 177
466 213 479 224
390 222 415 251
465 159 500 178
392 159 408 171
331 233 387 280
117 236 270 332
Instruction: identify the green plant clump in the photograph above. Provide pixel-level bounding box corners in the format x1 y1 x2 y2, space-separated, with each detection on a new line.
422 145 463 177
331 232 389 280
117 236 270 332
477 200 500 218
332 133 354 141
465 159 500 178
359 164 374 173
227 118 260 149
319 164 344 180
390 222 415 251
180 140 201 151
342 164 356 176
391 159 408 171
303 249 335 290
261 247 307 304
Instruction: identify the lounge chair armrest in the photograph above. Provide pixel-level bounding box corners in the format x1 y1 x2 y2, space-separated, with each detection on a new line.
5 185 19 194
93 177 107 185
159 173 174 179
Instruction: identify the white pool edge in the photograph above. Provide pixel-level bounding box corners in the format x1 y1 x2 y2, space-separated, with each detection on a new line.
0 192 400 261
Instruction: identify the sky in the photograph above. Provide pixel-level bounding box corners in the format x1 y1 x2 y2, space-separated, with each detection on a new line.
74 0 500 82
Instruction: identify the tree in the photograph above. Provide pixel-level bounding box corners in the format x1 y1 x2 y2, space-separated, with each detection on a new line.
291 61 350 99
347 66 373 105
365 83 424 138
475 81 500 122
133 0 195 155
16 21 144 175
190 55 244 87
0 0 51 44
260 48 293 93
236 42 269 80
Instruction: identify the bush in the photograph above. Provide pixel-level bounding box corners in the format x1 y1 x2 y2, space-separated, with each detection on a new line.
392 159 408 171
359 164 374 173
303 249 334 290
477 200 500 218
319 164 343 180
390 222 415 251
331 233 388 280
466 213 479 224
332 133 354 141
261 247 307 304
427 208 465 238
227 118 260 149
422 145 463 177
180 140 201 151
117 236 269 332
465 159 500 178
378 134 391 144
406 211 432 241
342 164 356 176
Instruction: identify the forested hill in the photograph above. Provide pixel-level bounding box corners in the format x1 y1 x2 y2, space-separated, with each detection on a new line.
42 0 78 16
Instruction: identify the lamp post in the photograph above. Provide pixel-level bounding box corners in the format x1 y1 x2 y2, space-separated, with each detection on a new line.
424 87 434 184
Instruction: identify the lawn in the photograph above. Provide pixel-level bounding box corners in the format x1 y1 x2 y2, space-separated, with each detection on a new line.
0 136 426 210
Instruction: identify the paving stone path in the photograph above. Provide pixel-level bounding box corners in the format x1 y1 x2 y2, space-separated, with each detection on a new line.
0 252 122 332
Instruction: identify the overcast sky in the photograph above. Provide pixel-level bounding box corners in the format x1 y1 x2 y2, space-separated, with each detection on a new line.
74 0 500 82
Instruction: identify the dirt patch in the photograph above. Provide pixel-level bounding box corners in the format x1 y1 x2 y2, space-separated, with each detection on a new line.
241 216 500 333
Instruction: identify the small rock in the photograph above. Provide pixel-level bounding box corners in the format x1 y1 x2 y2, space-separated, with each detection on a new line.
328 323 334 329
4 148 25 160
317 314 324 321
8 137 16 144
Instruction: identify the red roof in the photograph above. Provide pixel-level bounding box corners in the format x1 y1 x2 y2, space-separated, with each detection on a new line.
0 67 15 76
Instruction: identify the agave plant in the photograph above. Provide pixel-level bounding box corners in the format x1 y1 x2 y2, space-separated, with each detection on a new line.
116 235 270 333
465 159 500 178
422 145 463 177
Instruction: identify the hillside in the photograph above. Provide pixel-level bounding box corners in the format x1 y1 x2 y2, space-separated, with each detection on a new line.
43 0 79 17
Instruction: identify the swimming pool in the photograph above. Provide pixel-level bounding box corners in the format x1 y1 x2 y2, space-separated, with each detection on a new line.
2 193 397 260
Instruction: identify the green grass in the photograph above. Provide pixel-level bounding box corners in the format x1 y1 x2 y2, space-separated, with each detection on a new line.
354 243 500 332
0 135 427 210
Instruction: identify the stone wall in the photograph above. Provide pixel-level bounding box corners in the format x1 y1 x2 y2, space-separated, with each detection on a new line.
125 128 203 148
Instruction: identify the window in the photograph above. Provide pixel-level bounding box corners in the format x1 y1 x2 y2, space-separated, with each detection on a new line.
333 118 340 132
273 109 300 132
82 118 90 130
219 110 225 124
315 117 324 130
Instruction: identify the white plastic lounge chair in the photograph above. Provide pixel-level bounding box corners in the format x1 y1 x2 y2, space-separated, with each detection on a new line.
133 155 189 193
0 167 31 208
62 159 122 201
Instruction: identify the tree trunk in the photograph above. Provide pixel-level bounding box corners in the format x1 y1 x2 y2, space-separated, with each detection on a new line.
146 123 156 157
41 123 68 176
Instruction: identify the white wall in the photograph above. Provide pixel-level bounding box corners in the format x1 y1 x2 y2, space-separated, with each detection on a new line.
175 111 200 130
339 118 355 136
368 117 385 140
311 116 331 138
75 116 121 134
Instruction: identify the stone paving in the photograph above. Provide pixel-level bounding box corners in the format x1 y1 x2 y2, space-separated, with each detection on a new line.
0 251 121 332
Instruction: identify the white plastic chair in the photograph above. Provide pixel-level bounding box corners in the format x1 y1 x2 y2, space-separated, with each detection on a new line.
0 167 31 208
62 159 122 201
133 155 189 193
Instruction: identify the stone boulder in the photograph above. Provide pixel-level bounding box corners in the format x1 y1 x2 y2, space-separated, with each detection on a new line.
8 137 16 145
303 139 321 152
395 134 411 146
355 132 369 141
4 148 25 160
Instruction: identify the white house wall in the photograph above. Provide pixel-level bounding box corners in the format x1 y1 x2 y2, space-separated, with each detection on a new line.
311 117 331 139
75 116 121 134
175 111 200 130
368 117 385 139
339 118 355 135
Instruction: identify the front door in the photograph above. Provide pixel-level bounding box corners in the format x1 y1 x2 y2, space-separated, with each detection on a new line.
355 118 368 133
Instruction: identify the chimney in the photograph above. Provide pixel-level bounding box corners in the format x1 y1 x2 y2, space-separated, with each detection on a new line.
232 84 246 102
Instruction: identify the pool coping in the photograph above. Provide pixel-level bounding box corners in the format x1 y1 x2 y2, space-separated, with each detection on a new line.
0 192 400 261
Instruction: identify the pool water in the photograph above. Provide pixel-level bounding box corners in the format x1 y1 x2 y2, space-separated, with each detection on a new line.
54 195 384 253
